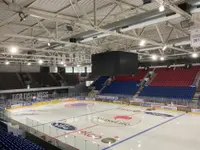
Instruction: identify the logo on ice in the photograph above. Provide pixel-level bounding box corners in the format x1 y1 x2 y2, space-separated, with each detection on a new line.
91 114 141 127
114 116 132 120
51 122 77 131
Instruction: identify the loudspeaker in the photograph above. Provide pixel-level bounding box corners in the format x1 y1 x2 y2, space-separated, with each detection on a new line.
143 0 152 4
69 38 77 43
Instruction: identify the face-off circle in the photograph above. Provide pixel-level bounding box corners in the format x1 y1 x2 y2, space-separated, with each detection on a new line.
91 114 141 127
65 102 94 108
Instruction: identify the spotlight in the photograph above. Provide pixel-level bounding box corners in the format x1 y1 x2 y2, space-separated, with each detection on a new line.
160 56 165 61
9 46 18 54
77 64 80 67
48 42 51 46
5 61 10 65
139 40 146 46
27 62 31 66
64 64 66 67
159 5 165 12
60 61 64 65
192 53 198 58
151 54 158 61
38 59 43 64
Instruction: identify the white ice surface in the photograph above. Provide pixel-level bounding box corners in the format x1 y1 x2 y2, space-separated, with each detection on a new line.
8 101 200 150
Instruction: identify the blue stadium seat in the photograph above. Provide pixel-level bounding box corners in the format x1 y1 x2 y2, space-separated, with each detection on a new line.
100 81 139 95
0 128 44 150
139 86 195 100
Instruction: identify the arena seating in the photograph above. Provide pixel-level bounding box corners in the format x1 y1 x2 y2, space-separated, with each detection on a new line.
0 73 23 90
139 86 195 100
60 73 79 86
100 81 139 95
0 129 44 150
30 73 58 87
98 69 147 95
0 121 44 150
150 68 198 87
92 76 109 90
115 69 148 82
139 67 198 100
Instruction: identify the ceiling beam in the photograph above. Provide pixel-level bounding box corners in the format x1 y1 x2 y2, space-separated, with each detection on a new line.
4 34 101 49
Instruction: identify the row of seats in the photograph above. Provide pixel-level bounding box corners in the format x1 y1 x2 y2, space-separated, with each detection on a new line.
0 129 44 150
139 86 195 100
100 81 139 95
115 69 148 82
0 121 44 150
150 68 198 87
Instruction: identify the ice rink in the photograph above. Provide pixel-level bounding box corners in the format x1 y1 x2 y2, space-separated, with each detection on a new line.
8 101 200 150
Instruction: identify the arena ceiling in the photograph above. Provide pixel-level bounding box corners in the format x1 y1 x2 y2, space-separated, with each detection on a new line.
0 0 200 66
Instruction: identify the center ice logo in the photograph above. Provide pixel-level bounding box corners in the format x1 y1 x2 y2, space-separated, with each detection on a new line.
114 116 132 120
51 122 77 131
91 114 141 127
65 102 94 108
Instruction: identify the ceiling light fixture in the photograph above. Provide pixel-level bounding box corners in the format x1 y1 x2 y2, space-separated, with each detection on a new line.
151 54 158 61
48 42 51 46
5 61 10 65
9 46 19 54
160 56 165 61
159 4 165 12
192 52 198 58
27 62 31 66
139 40 146 46
38 59 43 64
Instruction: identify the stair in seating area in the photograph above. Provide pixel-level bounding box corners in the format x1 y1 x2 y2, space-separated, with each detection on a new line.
91 76 109 91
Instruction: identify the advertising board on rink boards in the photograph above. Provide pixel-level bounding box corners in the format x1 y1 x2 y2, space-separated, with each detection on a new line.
140 103 152 107
161 106 177 111
191 109 200 113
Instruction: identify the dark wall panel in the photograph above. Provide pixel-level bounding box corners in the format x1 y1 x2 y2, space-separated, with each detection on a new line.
40 67 50 73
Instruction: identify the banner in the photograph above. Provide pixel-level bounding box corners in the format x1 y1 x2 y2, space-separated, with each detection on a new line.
191 109 200 113
177 106 191 112
161 106 177 111
140 103 151 107
95 95 118 101
12 92 48 101
191 28 200 47
132 102 140 106
11 103 22 108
